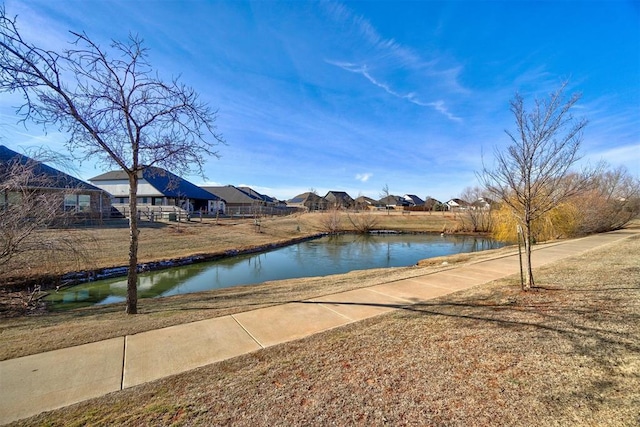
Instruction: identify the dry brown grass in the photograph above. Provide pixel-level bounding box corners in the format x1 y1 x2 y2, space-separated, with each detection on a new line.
0 243 519 361
0 211 471 361
5 233 639 426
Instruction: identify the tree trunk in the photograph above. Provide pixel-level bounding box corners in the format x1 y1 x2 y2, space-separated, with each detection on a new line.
125 172 139 314
523 221 535 290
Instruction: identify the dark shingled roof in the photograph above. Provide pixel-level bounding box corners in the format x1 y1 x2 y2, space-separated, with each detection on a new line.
201 185 259 204
0 145 105 192
355 195 376 205
324 191 354 204
378 195 409 206
237 186 278 204
403 194 424 206
90 166 220 200
288 192 324 204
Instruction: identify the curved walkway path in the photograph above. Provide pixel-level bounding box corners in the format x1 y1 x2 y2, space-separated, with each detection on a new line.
1 229 637 424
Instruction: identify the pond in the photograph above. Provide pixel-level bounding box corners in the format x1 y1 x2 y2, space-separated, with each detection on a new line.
45 233 504 310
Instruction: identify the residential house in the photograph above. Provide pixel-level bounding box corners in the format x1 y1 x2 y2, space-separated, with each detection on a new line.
237 187 286 208
324 191 355 209
201 185 267 215
424 197 445 211
403 194 424 207
0 145 111 219
446 198 470 211
90 167 223 217
471 197 494 210
377 195 410 210
354 195 377 210
287 192 328 211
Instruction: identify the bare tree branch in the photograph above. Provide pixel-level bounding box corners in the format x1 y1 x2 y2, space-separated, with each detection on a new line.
0 6 225 313
479 82 594 290
0 152 90 277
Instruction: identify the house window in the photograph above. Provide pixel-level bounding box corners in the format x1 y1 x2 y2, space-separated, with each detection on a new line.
78 195 91 212
64 194 77 211
1 192 23 211
64 194 92 212
6 192 21 205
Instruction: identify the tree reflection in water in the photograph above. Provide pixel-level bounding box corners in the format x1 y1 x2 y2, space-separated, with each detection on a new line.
47 233 504 310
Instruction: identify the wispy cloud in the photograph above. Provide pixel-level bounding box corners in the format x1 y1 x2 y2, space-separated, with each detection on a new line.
355 172 373 182
327 60 462 122
323 1 426 69
322 2 464 122
423 100 462 122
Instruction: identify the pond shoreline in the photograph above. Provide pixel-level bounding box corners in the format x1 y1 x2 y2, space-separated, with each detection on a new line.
46 231 504 312
11 229 494 293
12 233 327 293
6 229 496 317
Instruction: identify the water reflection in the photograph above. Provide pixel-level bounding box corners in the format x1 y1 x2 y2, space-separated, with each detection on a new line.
46 233 503 310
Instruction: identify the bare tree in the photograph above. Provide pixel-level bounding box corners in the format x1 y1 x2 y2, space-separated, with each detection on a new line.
459 186 493 232
380 183 391 215
480 82 593 290
0 152 89 279
0 8 224 313
424 196 445 213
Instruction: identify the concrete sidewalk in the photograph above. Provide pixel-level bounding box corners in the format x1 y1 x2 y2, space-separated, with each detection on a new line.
1 229 637 424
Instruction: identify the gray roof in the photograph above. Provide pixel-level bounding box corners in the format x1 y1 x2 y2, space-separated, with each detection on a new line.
288 192 325 204
403 194 424 206
355 195 376 205
237 186 278 204
447 198 470 206
0 145 105 192
378 195 409 206
324 191 354 204
90 167 219 200
202 185 261 204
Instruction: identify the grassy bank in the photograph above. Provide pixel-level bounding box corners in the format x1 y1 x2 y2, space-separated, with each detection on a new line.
3 211 463 285
7 232 639 426
0 242 517 361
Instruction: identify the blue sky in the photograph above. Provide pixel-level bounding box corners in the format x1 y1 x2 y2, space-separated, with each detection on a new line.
1 0 638 202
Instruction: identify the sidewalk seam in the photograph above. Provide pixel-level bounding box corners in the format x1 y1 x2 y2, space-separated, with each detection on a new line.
120 336 127 391
396 276 459 291
231 314 265 349
316 303 356 320
366 287 419 303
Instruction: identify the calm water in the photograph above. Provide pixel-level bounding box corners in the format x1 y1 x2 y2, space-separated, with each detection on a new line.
45 233 503 310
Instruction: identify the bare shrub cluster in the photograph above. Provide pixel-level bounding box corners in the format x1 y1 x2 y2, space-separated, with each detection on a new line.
317 210 385 234
569 166 640 234
459 186 493 232
0 157 91 281
318 208 343 233
346 211 378 233
489 166 640 242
